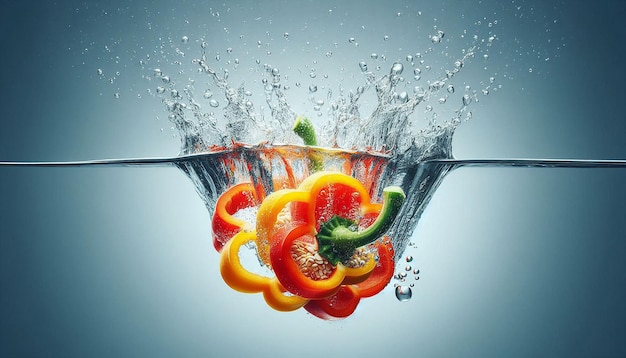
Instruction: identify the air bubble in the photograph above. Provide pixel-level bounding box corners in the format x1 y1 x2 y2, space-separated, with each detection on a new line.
308 84 318 93
405 255 413 262
447 84 455 93
395 286 412 302
209 99 219 107
359 61 368 72
181 36 189 44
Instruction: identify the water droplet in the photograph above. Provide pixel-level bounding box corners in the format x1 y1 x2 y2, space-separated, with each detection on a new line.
406 55 413 62
438 97 447 104
405 265 412 271
370 53 378 60
447 84 455 93
308 84 318 93
309 71 316 78
391 62 404 75
181 36 189 44
395 286 412 301
113 92 120 99
413 68 421 75
383 35 389 41
406 255 413 262
283 32 289 39
359 61 368 72
96 68 103 76
153 68 162 77
398 91 408 103
348 37 356 44
156 86 165 94
454 60 463 69
462 94 472 106
271 67 280 76
431 31 444 44
209 99 219 107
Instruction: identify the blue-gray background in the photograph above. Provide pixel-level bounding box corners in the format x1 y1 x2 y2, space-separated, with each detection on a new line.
1 1 625 357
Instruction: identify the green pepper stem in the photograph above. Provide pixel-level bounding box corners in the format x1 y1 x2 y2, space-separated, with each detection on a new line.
293 115 324 172
293 115 317 146
316 186 405 265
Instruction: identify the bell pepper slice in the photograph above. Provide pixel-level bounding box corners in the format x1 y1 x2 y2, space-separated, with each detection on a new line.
303 285 361 320
269 221 377 299
211 182 259 251
219 230 308 311
303 239 395 319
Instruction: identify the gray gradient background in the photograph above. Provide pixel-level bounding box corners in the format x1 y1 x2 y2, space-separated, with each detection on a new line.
1 0 625 357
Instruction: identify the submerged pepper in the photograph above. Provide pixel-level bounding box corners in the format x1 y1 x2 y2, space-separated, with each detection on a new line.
210 115 405 319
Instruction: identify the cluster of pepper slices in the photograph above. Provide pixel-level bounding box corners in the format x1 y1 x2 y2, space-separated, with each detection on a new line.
210 117 405 320
212 171 406 319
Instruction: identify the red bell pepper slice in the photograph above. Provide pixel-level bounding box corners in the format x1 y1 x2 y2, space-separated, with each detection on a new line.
211 182 259 251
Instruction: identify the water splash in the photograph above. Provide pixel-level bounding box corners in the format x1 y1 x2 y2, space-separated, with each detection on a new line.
151 38 480 163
